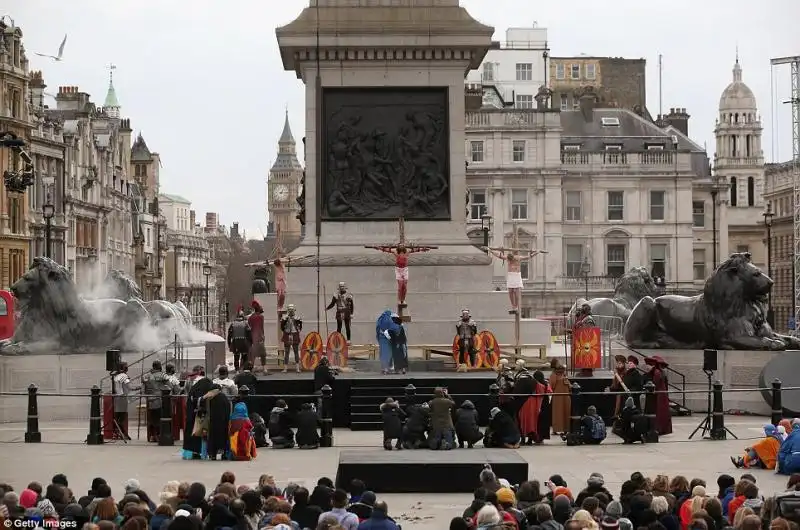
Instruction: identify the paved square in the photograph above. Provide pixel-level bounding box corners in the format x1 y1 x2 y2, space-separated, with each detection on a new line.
0 417 786 530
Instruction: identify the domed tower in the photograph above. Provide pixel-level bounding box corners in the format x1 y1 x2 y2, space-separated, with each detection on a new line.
267 109 303 237
713 56 765 265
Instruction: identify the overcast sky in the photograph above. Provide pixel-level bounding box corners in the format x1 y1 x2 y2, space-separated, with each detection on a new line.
6 0 799 238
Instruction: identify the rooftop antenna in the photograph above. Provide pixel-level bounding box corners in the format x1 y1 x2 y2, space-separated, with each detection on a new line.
108 63 116 84
658 54 663 117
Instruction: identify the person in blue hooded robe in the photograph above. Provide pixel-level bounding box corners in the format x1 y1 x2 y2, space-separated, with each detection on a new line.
778 418 800 474
376 310 399 374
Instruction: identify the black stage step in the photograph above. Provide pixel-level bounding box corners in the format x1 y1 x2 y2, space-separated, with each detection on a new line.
335 449 529 493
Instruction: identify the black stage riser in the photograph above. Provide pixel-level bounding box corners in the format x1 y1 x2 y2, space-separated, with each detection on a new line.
335 450 529 493
252 374 613 430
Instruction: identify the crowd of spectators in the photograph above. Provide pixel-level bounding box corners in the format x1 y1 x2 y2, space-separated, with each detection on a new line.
453 468 800 530
0 473 400 530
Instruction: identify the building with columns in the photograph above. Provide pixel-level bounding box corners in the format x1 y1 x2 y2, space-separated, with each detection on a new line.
713 58 766 269
466 85 712 315
267 110 303 240
0 20 33 288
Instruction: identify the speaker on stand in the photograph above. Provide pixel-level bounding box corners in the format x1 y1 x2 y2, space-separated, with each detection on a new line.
106 349 122 373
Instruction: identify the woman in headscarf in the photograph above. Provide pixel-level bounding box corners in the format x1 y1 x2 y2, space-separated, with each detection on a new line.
388 313 408 374
731 424 781 469
229 402 257 461
182 372 214 460
198 384 232 460
376 310 399 375
779 419 793 440
517 370 550 445
548 359 571 435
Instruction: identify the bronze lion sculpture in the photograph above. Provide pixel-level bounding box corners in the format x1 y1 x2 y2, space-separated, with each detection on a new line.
624 252 800 350
569 266 657 331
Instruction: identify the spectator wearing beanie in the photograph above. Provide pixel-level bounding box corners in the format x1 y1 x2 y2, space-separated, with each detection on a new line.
601 516 620 530
606 501 624 521
20 489 38 510
497 488 527 530
576 473 613 508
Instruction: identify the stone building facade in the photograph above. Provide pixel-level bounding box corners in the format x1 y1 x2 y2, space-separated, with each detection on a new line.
0 20 33 289
549 56 650 119
764 161 796 333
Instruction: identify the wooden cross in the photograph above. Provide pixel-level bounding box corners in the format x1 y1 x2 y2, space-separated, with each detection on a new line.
364 217 438 252
484 223 548 256
270 222 285 259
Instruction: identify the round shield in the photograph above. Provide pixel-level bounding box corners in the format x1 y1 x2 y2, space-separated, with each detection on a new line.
452 334 484 368
325 331 349 368
479 330 500 368
300 331 323 371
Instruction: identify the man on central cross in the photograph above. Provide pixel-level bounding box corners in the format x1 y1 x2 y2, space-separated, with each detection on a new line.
485 224 547 314
365 218 437 307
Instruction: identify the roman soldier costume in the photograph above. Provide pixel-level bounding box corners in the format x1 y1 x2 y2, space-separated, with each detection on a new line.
456 308 478 366
326 281 355 341
280 304 303 373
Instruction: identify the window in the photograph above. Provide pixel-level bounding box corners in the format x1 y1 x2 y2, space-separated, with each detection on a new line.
515 63 532 81
693 249 706 280
520 257 530 280
516 95 534 109
560 94 568 111
692 201 705 227
566 244 584 277
730 177 738 207
607 191 624 221
604 144 622 150
601 117 620 126
512 140 525 162
747 176 755 207
483 62 495 81
469 190 487 221
570 64 580 80
586 63 596 80
556 63 565 80
607 244 626 277
511 189 528 220
470 141 484 162
9 197 21 234
565 191 581 221
563 144 581 150
650 243 667 278
646 144 664 150
650 190 665 221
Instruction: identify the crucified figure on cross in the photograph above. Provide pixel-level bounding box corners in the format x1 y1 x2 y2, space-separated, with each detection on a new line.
364 218 438 307
484 226 547 314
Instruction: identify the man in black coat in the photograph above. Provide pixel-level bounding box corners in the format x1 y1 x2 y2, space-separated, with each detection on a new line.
380 398 406 450
402 402 429 449
623 355 644 407
295 402 321 449
200 385 232 460
619 397 648 444
268 399 295 448
183 375 214 459
455 400 483 448
483 406 521 448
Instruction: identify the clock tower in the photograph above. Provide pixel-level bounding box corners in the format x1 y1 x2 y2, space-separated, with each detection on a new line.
268 110 303 237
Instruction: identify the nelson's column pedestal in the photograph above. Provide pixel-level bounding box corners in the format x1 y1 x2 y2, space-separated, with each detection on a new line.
262 0 550 348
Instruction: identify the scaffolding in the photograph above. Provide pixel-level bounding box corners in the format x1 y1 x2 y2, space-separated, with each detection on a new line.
771 55 800 333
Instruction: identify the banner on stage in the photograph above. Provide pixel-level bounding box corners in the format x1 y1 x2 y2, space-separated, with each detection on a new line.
572 326 601 369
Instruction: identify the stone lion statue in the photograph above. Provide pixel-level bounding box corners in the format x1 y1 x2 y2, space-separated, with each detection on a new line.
6 257 198 352
569 266 657 331
624 252 800 350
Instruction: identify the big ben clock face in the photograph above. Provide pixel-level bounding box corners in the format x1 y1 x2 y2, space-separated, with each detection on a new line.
273 184 289 202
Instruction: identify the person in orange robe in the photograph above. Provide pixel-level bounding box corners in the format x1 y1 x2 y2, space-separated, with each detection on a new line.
548 359 571 435
731 424 780 469
228 402 257 461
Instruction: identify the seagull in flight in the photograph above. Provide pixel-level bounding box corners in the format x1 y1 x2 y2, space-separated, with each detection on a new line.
35 34 67 62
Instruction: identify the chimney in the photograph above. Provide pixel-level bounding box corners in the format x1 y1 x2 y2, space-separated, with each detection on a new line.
205 212 218 232
189 210 196 230
464 83 483 111
579 91 596 122
664 107 690 137
231 222 240 240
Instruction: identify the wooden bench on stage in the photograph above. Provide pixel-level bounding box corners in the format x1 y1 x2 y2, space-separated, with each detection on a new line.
420 344 549 363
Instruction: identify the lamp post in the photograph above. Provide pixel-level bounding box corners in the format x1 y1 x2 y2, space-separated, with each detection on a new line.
763 204 775 327
480 213 492 251
202 262 212 332
41 174 55 260
580 256 591 300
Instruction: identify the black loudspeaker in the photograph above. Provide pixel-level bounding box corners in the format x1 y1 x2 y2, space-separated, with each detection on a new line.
702 349 717 372
106 349 121 372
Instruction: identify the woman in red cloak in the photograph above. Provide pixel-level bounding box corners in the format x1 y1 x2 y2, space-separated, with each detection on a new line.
228 402 257 461
517 370 552 445
645 356 672 435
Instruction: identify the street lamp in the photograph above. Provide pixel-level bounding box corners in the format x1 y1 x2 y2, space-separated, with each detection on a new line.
480 213 492 251
202 262 212 331
580 256 591 300
42 174 55 260
763 203 775 327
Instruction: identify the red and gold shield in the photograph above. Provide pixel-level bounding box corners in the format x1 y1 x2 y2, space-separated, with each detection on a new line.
479 330 500 369
325 331 349 368
572 326 602 369
300 331 323 371
452 334 484 368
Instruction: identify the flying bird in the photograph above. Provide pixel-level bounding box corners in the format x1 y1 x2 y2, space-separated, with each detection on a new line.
35 34 67 62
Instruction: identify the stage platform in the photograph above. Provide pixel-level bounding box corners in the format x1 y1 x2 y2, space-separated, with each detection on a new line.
335 449 529 493
250 367 614 430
